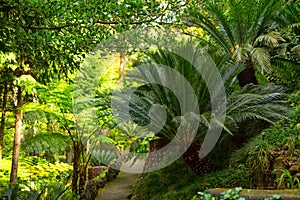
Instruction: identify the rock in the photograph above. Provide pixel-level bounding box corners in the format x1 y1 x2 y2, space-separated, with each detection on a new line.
80 180 99 200
81 167 119 200
289 165 299 175
294 173 300 178
106 168 119 181
88 166 107 180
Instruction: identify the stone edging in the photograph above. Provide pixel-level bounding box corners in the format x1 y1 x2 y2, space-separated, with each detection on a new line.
206 189 300 200
80 167 120 200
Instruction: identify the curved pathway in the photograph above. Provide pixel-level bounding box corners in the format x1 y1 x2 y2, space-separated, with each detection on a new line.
96 171 138 200
96 158 145 200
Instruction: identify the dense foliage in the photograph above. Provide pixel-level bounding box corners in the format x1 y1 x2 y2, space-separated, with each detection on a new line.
0 0 299 199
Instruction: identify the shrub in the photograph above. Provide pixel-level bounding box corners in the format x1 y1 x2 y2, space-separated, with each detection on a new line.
132 159 254 200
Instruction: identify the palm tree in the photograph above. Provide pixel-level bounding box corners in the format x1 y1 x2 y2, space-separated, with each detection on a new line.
117 42 288 174
186 0 287 87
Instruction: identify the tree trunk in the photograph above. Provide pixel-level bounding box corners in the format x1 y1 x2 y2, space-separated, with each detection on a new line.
237 58 258 87
72 142 80 194
0 84 8 161
66 146 73 163
79 165 87 195
117 53 125 84
10 86 23 186
182 140 214 175
143 137 170 173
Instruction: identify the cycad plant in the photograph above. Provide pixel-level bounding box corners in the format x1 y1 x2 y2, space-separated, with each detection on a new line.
126 43 287 139
186 0 288 87
116 41 288 173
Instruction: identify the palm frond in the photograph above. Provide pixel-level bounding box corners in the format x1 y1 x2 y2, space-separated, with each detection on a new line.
251 47 271 73
226 84 288 125
254 31 285 48
251 0 286 40
186 9 232 53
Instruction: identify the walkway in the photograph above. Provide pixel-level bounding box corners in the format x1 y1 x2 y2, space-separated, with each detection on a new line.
96 172 138 200
96 158 145 200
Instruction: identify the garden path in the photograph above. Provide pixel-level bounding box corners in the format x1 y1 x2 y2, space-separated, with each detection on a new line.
96 158 144 200
96 172 138 200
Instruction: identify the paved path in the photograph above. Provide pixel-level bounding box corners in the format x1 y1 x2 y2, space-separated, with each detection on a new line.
96 158 145 200
96 172 138 200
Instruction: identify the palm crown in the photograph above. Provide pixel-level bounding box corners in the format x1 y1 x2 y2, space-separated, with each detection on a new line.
186 0 287 86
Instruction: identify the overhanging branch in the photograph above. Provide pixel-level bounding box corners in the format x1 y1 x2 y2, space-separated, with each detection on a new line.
21 2 171 30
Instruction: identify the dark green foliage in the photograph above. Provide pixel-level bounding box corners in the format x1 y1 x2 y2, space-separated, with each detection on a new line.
125 42 288 143
229 91 300 170
132 159 253 200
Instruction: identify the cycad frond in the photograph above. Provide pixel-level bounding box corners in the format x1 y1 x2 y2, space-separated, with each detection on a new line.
226 84 288 126
186 0 287 83
289 23 300 29
122 42 288 141
251 0 286 39
186 9 232 53
291 45 300 59
254 31 285 48
251 47 271 73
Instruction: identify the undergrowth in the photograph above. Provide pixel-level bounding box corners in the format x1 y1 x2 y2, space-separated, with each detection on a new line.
132 159 253 200
0 156 72 197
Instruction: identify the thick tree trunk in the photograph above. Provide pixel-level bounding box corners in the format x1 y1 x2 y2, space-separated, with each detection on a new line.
143 137 170 173
0 84 8 161
182 140 214 175
10 86 23 186
117 53 125 84
237 59 258 87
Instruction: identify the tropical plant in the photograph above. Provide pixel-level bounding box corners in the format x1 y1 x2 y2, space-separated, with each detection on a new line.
0 0 186 186
196 189 281 200
122 42 288 143
220 187 245 200
90 149 117 167
2 183 71 200
272 168 300 189
16 81 116 195
268 1 300 92
186 0 290 87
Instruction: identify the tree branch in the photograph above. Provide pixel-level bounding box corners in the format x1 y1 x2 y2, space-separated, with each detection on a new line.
22 18 160 30
21 3 171 30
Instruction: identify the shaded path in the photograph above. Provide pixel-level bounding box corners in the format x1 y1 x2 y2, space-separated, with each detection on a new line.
96 172 139 200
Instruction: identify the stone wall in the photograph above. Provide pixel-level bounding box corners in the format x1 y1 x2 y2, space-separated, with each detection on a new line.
80 167 119 200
